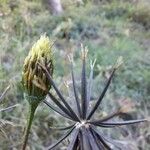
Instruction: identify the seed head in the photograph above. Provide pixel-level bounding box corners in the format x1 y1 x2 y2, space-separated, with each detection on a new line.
22 35 53 105
41 49 147 150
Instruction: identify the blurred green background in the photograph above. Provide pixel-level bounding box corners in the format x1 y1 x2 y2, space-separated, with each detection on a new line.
0 0 150 149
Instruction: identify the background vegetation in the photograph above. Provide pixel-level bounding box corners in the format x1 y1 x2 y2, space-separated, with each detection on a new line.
0 0 149 149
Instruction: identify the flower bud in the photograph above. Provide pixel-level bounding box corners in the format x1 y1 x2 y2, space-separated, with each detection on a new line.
22 35 53 105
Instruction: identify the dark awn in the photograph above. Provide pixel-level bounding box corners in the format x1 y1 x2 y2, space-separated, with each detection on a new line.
38 48 147 150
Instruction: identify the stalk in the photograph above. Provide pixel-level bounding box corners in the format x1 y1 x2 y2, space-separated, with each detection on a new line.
22 103 38 150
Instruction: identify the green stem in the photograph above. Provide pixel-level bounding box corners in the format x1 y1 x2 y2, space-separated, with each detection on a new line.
22 104 38 150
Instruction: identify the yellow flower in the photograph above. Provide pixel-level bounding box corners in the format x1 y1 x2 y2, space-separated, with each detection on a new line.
22 35 53 105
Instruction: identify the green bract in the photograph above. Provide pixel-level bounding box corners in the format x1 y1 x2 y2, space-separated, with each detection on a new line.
22 35 53 105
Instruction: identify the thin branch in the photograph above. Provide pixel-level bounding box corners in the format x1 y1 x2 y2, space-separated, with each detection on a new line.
86 59 96 118
87 68 116 120
91 122 116 128
69 55 81 118
89 128 105 149
88 109 120 124
43 100 72 120
46 126 75 150
0 85 11 103
48 92 76 121
78 130 83 150
81 127 91 150
81 47 88 119
86 128 99 150
91 118 148 128
91 127 112 150
38 62 80 122
99 119 148 126
92 127 122 150
67 128 79 150
0 104 19 112
49 124 75 131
